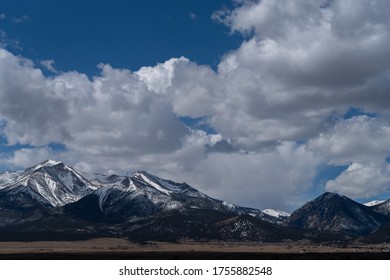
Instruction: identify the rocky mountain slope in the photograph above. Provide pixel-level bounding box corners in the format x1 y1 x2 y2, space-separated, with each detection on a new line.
0 160 284 241
287 192 388 236
371 199 390 216
1 160 390 243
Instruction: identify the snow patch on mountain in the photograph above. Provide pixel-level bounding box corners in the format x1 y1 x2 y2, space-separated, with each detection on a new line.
364 200 385 207
96 178 138 211
262 209 290 218
222 201 238 211
29 159 62 172
0 160 98 207
137 173 172 195
0 160 290 225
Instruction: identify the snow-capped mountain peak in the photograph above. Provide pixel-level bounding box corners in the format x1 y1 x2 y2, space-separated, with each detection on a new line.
5 161 390 243
42 159 62 166
0 160 98 207
132 171 172 195
130 171 206 197
364 200 386 207
28 159 63 171
262 208 290 218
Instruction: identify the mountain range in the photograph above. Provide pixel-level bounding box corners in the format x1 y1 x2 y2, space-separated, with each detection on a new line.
1 160 390 243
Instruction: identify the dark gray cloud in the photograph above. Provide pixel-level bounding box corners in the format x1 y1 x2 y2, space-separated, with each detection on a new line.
205 139 238 154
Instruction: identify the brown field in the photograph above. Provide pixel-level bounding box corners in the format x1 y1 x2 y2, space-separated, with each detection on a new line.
0 238 390 259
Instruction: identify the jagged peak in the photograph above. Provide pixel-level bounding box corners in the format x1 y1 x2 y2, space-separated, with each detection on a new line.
42 159 63 166
43 159 63 165
28 159 64 172
364 200 386 207
131 170 150 177
131 170 161 182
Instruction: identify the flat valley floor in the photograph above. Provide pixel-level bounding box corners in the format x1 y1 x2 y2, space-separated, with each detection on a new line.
0 238 390 259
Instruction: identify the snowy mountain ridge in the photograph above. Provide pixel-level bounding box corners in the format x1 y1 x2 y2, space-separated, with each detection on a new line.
364 200 386 207
262 209 290 218
0 160 281 223
1 160 390 242
0 160 98 207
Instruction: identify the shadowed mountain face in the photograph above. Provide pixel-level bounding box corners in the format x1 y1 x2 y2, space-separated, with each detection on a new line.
0 160 97 227
0 160 287 241
1 161 390 243
287 192 388 236
63 170 281 224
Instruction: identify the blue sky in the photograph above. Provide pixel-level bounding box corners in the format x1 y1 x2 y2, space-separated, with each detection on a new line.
1 0 241 74
1 0 390 211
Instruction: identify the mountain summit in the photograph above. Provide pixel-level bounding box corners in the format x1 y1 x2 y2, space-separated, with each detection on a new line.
1 161 390 242
0 160 280 233
287 192 387 235
0 160 97 207
65 168 279 223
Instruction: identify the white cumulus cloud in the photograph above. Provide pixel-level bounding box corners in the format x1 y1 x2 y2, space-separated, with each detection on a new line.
326 162 390 198
2 0 390 210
